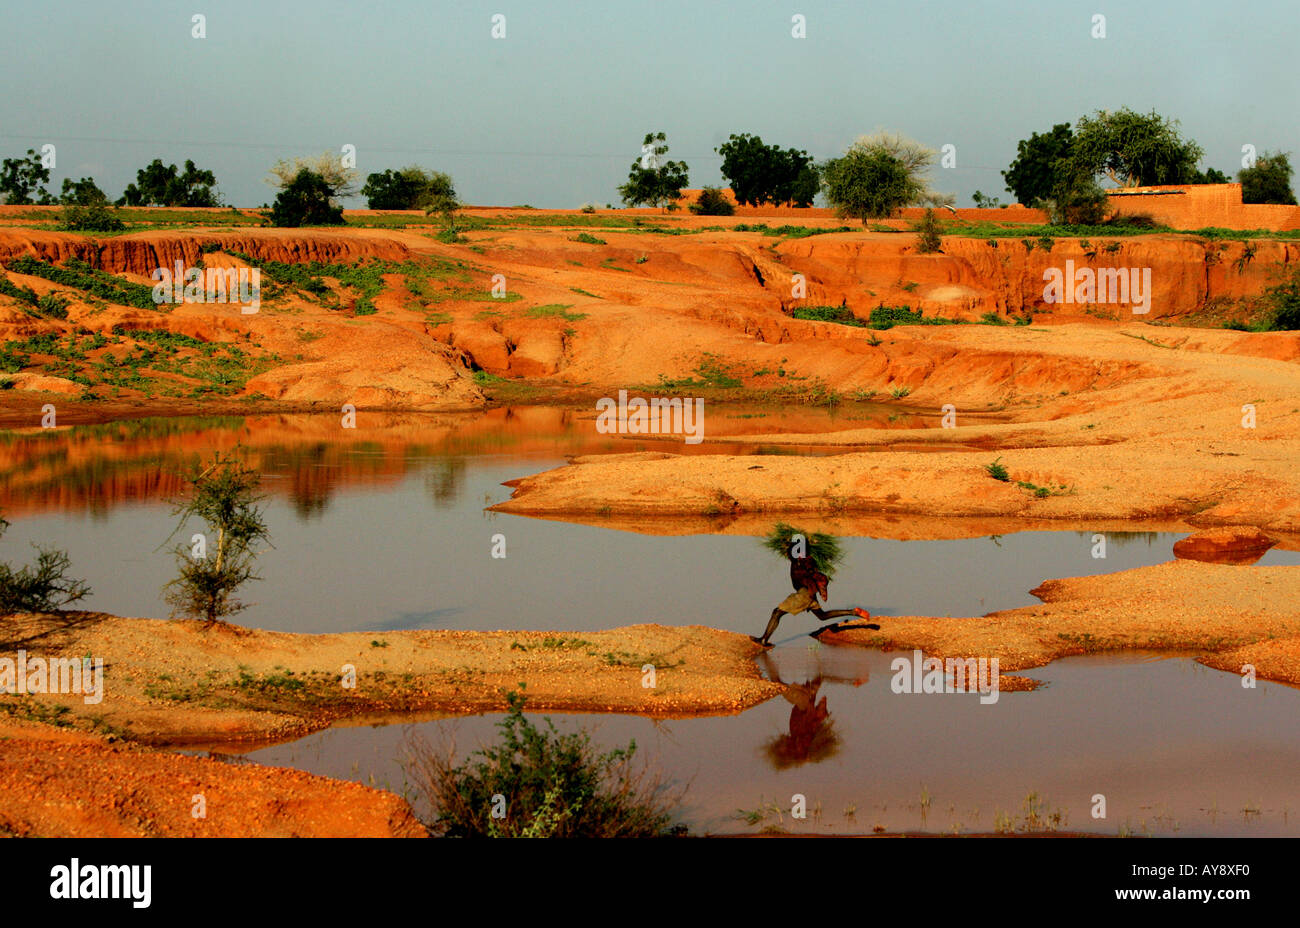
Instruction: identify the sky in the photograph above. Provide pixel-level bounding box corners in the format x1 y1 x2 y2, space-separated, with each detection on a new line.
1 0 1295 209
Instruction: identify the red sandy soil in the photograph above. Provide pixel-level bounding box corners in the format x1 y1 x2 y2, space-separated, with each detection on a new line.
0 721 424 837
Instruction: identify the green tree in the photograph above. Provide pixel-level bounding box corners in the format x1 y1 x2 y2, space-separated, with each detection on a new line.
1189 166 1231 184
716 133 818 207
162 453 271 626
269 169 345 227
0 149 55 205
0 514 91 614
118 158 220 207
1067 108 1203 188
362 166 456 210
971 190 1004 208
1239 151 1296 205
819 134 935 221
59 177 109 205
1002 123 1074 206
821 131 952 223
618 132 689 210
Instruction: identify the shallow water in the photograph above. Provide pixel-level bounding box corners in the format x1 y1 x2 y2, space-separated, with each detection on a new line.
248 650 1300 837
3 409 1298 836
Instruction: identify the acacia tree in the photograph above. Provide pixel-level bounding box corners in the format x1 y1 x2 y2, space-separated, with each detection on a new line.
1067 108 1203 188
163 453 270 627
618 132 689 210
821 131 953 222
267 152 359 226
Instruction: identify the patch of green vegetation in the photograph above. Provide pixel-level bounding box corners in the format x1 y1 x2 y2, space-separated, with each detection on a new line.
571 232 606 245
473 370 506 385
790 305 863 327
409 688 683 837
6 256 160 310
569 287 600 299
984 457 1010 481
526 303 586 321
656 353 742 390
730 223 855 239
867 305 960 329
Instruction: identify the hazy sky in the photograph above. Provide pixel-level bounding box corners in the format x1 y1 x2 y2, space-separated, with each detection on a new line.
1 0 1294 208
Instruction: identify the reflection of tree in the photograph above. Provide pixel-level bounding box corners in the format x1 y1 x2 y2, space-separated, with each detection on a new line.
424 458 466 507
1073 531 1159 549
286 444 334 520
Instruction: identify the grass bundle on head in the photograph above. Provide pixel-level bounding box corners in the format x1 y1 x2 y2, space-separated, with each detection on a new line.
761 522 844 578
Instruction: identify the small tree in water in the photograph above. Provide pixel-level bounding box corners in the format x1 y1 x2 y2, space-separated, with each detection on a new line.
163 453 270 627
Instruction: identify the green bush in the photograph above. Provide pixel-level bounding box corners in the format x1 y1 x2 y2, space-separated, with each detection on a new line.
59 202 126 233
409 688 683 837
867 305 960 329
913 208 943 253
689 187 735 216
791 305 863 326
1264 273 1300 330
984 457 1010 481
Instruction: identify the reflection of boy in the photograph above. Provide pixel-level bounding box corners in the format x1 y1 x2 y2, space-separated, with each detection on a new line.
750 553 876 648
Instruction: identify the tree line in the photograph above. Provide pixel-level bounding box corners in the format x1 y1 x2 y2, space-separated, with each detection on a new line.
0 106 1293 231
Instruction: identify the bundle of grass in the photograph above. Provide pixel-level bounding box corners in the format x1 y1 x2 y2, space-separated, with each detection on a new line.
407 688 685 837
761 522 843 577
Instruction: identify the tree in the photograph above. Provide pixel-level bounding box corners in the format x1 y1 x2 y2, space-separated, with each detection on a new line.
118 158 220 207
0 514 91 614
0 149 54 205
913 208 943 253
1067 108 1203 188
821 131 952 222
689 187 735 216
162 453 271 626
1239 151 1296 205
971 190 1004 209
267 152 359 201
716 133 818 207
269 169 345 227
1189 166 1231 185
59 176 109 205
618 132 689 210
418 172 460 236
1002 123 1075 207
362 166 455 211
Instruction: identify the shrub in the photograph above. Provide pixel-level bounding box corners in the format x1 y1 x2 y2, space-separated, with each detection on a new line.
791 305 863 326
408 688 683 837
689 187 735 216
913 208 943 253
0 515 91 614
162 452 270 626
1264 273 1300 330
59 202 126 233
984 457 1010 481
